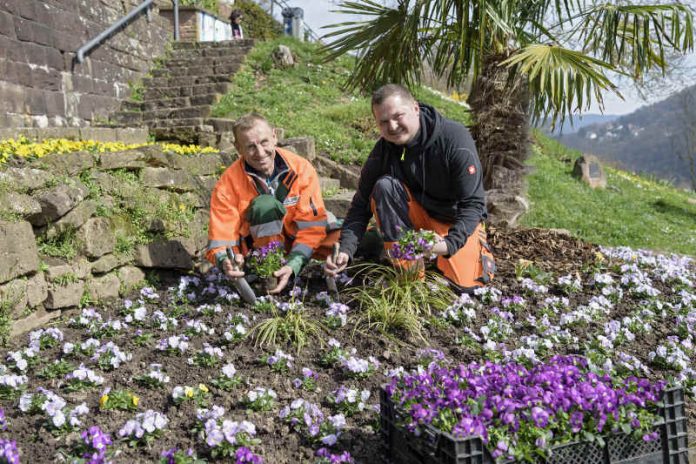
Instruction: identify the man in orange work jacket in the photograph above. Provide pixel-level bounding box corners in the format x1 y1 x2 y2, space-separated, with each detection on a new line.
207 112 339 293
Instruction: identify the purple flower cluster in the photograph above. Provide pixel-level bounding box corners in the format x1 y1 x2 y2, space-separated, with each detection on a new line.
315 447 354 463
388 229 436 261
0 439 19 464
0 408 6 431
247 241 286 277
386 355 666 460
80 426 112 464
235 446 263 463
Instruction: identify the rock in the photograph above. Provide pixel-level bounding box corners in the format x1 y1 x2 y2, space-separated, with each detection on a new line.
0 192 42 218
29 182 89 226
78 217 115 258
86 274 121 301
272 45 294 68
320 177 341 193
0 167 54 191
11 308 61 338
44 257 91 282
44 280 85 309
25 273 48 308
98 146 163 170
91 254 129 275
0 221 39 284
486 190 530 228
324 190 355 219
117 266 146 293
45 200 97 239
313 155 360 189
573 154 607 189
167 153 224 176
197 176 218 199
134 238 196 269
38 150 95 176
140 167 195 192
279 137 316 161
0 279 28 317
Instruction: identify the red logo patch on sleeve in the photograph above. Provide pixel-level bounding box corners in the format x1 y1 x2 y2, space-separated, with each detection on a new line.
467 165 476 175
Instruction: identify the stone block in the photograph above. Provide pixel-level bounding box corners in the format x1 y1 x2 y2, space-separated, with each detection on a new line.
0 11 14 38
44 256 91 282
86 273 120 301
31 67 61 91
44 280 84 309
134 238 196 269
40 150 95 175
140 167 195 192
323 190 355 219
313 155 360 190
0 278 28 317
115 127 148 144
44 47 63 71
79 127 119 143
36 127 80 141
77 217 115 258
279 136 316 160
0 167 54 191
17 1 36 20
30 23 53 47
28 182 88 226
11 308 61 339
98 148 148 169
320 177 341 193
13 16 32 42
573 154 607 189
167 152 224 176
90 254 129 275
0 220 39 284
0 191 41 218
26 272 47 308
117 265 145 294
45 199 97 239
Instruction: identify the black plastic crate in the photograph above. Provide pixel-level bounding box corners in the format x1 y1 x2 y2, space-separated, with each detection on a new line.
380 387 689 464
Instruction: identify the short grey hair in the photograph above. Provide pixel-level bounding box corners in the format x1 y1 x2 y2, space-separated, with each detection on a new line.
232 112 271 140
371 84 416 107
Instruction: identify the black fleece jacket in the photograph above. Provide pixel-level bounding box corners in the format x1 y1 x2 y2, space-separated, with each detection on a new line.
340 103 487 259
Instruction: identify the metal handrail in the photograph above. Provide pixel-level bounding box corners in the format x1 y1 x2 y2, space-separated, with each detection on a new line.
76 0 157 63
263 0 322 43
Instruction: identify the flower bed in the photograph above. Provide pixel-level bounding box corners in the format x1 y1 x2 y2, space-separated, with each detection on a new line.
381 356 689 464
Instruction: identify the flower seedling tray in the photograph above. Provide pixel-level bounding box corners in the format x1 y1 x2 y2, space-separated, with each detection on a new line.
380 387 689 464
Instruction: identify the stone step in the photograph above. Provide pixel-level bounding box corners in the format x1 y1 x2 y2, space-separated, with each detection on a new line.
323 190 355 218
172 39 255 50
142 74 232 88
205 118 235 132
143 82 231 100
147 117 208 129
150 126 210 144
141 94 219 111
172 46 254 59
122 100 143 112
150 62 241 78
112 111 144 126
141 105 212 122
164 54 248 69
320 177 341 193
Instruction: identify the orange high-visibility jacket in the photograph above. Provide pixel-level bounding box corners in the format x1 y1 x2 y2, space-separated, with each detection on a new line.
206 147 329 266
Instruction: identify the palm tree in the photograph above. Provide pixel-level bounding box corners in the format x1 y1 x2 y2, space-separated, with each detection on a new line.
322 1 694 189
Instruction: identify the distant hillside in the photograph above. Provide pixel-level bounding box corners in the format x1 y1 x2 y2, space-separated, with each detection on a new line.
539 113 620 136
556 86 696 189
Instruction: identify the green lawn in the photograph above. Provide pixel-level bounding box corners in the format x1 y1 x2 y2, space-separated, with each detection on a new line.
522 133 696 256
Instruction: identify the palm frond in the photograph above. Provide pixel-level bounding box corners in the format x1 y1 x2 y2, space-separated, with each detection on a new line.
576 3 693 79
502 44 620 128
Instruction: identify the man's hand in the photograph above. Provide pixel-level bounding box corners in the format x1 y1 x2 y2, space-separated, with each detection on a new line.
431 234 449 256
269 265 294 294
222 254 245 279
325 251 349 277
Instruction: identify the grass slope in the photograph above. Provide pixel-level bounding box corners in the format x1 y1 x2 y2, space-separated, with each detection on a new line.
214 37 696 256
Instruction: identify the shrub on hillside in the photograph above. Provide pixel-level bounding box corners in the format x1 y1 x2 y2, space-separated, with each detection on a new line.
235 0 282 40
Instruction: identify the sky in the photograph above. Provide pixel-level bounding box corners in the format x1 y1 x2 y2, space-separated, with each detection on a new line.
261 0 695 116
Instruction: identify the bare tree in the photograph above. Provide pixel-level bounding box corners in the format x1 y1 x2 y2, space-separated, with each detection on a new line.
671 89 696 191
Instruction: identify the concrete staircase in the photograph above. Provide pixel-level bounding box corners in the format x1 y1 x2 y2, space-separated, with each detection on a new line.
111 39 256 147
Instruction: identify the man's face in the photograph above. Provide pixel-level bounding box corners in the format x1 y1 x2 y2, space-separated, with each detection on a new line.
235 121 277 177
372 95 420 145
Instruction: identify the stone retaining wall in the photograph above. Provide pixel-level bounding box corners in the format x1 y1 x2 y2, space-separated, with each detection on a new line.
0 0 173 128
0 145 231 336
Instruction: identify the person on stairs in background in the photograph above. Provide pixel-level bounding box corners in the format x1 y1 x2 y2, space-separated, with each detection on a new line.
229 9 244 39
324 84 495 292
207 113 340 294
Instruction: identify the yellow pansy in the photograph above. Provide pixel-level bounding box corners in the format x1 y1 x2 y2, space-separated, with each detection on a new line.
198 384 209 393
99 395 109 408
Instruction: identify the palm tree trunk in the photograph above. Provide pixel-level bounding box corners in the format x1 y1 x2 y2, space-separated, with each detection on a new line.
467 53 530 191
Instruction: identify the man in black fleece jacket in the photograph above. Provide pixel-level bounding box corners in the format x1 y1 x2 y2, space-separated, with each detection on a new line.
325 84 495 289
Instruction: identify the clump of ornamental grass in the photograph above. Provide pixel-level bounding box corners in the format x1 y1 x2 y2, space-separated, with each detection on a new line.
346 262 455 340
250 300 321 353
